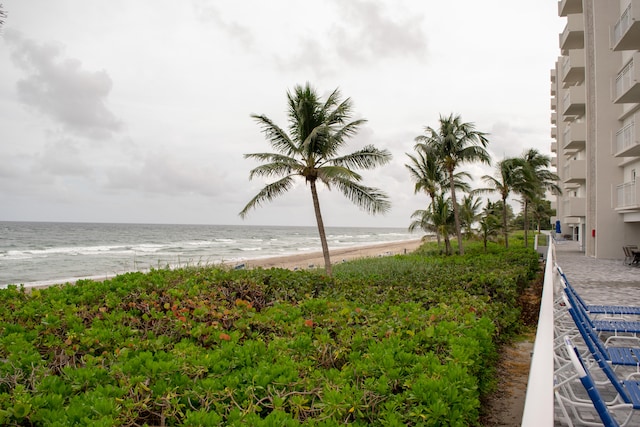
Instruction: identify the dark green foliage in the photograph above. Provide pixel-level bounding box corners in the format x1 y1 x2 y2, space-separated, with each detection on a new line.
0 243 539 426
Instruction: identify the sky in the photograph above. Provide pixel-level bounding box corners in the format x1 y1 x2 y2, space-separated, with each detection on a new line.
0 1 564 228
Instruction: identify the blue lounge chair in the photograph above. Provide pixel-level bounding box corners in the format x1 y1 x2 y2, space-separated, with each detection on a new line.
561 278 640 334
557 266 640 316
565 297 640 368
559 337 640 427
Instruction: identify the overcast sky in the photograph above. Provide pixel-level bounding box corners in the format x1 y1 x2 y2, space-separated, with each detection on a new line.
0 1 563 228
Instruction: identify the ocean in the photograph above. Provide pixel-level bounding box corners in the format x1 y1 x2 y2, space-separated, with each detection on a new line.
0 222 417 288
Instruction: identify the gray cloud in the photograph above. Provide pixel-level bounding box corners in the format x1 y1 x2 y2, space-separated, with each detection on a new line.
192 0 255 49
330 0 427 64
5 30 122 140
104 150 228 198
273 1 427 75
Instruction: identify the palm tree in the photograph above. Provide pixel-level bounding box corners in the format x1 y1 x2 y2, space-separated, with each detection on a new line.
474 158 525 248
460 194 482 239
414 114 490 255
410 194 455 255
405 148 471 246
240 83 392 275
405 148 445 212
479 201 500 252
519 149 561 247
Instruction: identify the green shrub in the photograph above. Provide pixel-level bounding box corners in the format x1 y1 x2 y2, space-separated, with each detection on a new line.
0 243 539 426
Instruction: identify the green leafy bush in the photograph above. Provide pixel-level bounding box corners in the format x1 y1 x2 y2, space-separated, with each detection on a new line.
0 242 539 426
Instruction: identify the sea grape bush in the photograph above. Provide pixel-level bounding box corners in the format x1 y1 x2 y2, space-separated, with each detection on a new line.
0 242 539 426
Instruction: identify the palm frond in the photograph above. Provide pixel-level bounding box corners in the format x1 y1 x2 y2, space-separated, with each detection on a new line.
247 161 302 180
330 145 392 170
333 177 391 215
251 114 297 155
238 176 295 218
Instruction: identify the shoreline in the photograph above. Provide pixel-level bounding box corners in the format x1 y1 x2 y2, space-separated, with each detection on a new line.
7 239 425 291
231 239 425 270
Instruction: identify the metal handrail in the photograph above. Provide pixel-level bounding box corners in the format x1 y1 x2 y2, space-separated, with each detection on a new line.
521 242 555 426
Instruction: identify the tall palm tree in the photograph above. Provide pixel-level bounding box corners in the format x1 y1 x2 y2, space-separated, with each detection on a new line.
239 83 392 275
519 149 561 247
479 200 500 252
409 194 454 255
405 148 471 245
405 148 445 211
414 114 490 255
460 194 482 238
474 158 525 248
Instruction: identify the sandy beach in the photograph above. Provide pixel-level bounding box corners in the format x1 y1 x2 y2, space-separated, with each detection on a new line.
15 239 425 291
233 239 425 270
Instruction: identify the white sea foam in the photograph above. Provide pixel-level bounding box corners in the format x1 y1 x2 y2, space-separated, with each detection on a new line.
0 222 418 287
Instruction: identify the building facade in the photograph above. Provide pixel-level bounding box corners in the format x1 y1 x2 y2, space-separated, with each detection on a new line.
552 0 640 259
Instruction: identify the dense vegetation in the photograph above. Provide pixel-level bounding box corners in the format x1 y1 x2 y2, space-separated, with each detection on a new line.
0 242 539 426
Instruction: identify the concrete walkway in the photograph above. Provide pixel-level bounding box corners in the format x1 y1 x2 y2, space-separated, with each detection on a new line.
554 240 640 306
553 240 640 426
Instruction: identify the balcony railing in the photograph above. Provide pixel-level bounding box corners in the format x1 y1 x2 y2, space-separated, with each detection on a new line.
562 121 586 150
616 180 640 209
612 0 640 51
562 197 586 217
614 55 640 103
563 159 586 183
559 14 584 53
614 117 640 157
562 85 586 117
561 50 585 87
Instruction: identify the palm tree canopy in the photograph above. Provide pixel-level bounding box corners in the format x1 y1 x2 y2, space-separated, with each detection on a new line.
521 148 562 196
475 158 526 200
240 83 392 218
414 113 491 173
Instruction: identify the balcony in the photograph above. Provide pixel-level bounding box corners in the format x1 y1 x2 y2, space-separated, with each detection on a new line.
614 116 640 157
614 54 640 103
551 156 557 168
551 96 557 111
563 159 586 183
551 142 557 153
562 197 586 217
551 112 557 125
562 85 586 117
612 0 640 51
558 0 582 17
561 49 585 87
551 127 557 139
616 180 640 210
559 14 585 53
562 121 586 150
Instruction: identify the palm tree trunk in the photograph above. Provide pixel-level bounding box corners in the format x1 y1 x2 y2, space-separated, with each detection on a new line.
502 195 509 248
449 171 464 255
523 199 529 248
310 180 332 276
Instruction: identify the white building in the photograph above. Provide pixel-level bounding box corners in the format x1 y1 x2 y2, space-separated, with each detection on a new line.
552 0 640 258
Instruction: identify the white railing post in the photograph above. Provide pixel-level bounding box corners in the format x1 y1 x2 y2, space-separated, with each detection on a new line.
521 243 556 426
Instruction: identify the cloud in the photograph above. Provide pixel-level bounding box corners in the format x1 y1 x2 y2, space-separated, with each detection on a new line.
192 0 255 49
104 150 229 198
329 0 428 64
272 0 427 76
4 30 122 140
